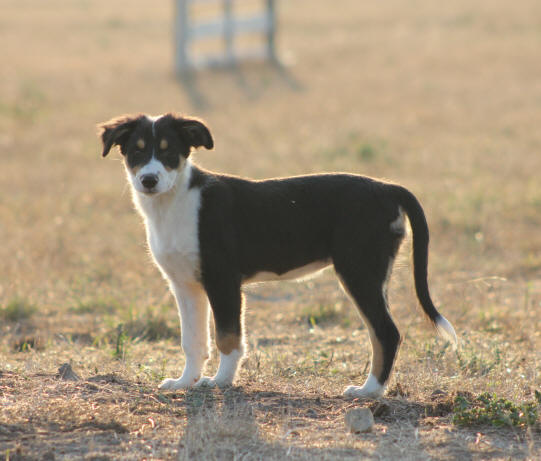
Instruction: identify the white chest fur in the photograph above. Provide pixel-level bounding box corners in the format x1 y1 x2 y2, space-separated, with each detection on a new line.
133 165 201 285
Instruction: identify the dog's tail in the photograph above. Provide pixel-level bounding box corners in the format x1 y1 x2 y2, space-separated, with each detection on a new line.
392 185 458 350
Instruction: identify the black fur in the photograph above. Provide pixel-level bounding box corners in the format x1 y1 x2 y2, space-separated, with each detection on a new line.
190 165 439 386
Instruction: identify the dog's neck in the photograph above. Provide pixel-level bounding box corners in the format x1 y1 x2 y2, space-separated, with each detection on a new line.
131 158 194 223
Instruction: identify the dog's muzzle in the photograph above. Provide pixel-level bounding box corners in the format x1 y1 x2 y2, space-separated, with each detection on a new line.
140 174 159 192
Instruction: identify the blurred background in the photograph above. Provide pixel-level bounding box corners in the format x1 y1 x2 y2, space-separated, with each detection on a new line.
1 0 540 333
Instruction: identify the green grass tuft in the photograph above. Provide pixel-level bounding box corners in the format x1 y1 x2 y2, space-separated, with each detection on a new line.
1 297 37 322
453 391 541 428
356 143 377 161
97 305 179 353
121 306 179 342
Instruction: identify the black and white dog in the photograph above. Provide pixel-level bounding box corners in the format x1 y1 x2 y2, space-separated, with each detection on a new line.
99 113 457 398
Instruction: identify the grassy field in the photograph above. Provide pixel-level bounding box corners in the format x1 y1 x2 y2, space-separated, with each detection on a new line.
1 0 540 459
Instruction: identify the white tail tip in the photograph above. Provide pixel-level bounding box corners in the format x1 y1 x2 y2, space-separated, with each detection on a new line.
435 315 458 350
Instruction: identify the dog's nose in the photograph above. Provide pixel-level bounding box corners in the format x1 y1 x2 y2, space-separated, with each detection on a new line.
141 174 158 190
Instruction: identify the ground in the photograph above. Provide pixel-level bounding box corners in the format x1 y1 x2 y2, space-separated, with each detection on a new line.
1 0 540 459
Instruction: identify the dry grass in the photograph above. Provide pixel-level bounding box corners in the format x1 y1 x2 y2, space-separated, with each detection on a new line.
1 0 540 459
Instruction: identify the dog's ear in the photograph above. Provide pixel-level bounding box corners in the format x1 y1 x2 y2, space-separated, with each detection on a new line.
171 116 214 153
98 115 142 157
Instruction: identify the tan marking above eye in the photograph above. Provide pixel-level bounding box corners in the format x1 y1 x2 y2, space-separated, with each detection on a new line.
136 138 145 149
160 139 168 150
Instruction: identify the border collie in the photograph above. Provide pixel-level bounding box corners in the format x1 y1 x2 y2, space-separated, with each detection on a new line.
98 113 457 398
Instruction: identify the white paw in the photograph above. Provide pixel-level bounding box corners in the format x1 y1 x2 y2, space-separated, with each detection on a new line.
194 376 217 388
343 385 383 399
343 374 385 399
194 375 233 388
159 375 199 390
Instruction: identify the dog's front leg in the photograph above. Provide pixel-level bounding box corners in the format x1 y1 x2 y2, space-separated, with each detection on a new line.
159 283 210 390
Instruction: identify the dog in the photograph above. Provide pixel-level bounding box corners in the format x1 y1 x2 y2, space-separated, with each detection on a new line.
98 112 457 398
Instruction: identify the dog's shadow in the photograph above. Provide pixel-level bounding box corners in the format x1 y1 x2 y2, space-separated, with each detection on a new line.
178 386 334 459
178 387 262 460
177 386 462 459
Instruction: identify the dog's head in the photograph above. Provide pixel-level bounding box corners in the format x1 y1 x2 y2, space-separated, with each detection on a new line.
98 113 213 195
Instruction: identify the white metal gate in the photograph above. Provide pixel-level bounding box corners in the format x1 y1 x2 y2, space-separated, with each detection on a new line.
174 0 277 73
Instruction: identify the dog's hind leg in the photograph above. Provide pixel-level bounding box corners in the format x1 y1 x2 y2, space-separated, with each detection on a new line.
195 276 245 388
335 254 401 399
159 283 210 390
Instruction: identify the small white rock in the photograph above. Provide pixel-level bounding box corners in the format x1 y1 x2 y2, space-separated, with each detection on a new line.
345 408 374 434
